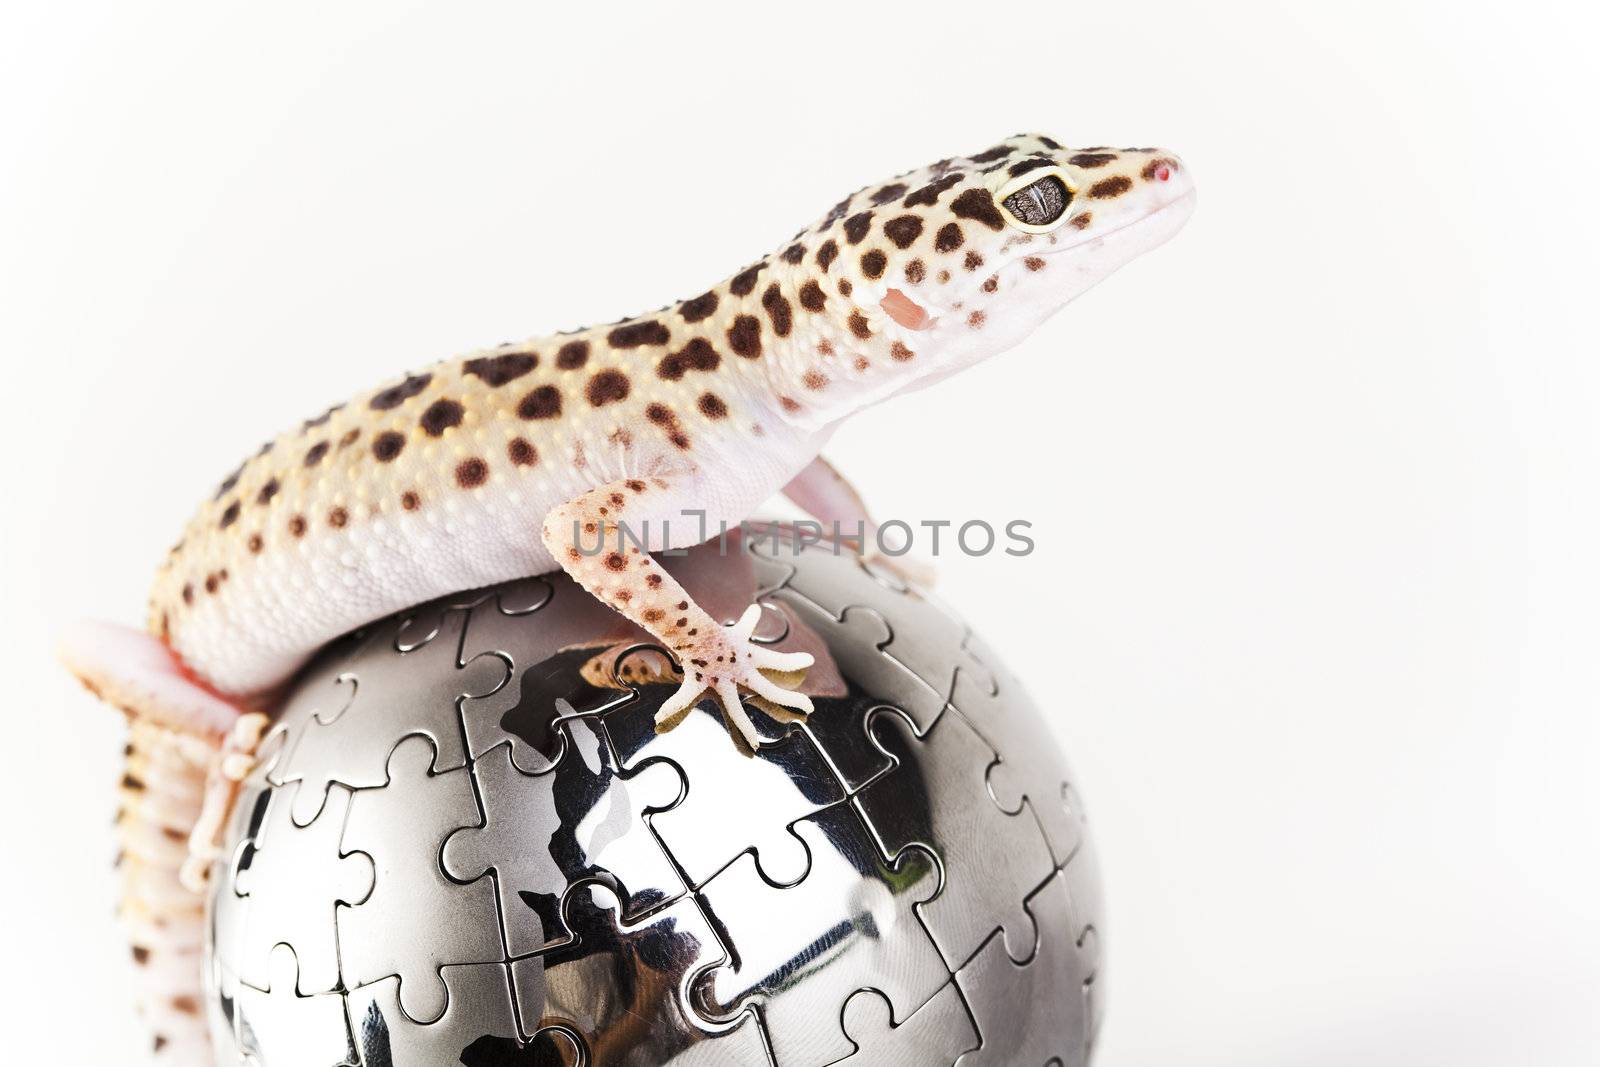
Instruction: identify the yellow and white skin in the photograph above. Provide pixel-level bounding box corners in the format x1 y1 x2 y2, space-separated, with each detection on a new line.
57 133 1194 1059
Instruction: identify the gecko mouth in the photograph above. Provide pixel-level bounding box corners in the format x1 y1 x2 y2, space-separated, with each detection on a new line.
878 189 1196 331
1052 188 1197 254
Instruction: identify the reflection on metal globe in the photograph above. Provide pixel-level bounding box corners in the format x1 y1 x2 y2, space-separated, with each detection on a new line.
204 527 1104 1065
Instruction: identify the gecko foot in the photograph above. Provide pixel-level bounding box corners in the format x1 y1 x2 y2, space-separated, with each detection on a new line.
655 605 814 750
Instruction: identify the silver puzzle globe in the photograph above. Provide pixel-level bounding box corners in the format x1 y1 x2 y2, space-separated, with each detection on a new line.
203 528 1104 1066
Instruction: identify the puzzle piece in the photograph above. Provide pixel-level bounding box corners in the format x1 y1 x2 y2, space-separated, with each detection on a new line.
608 698 844 888
442 711 685 957
259 626 387 788
768 536 997 726
855 707 1056 970
348 963 523 1067
513 882 768 1066
393 587 501 653
467 645 637 775
871 596 995 723
1056 836 1106 1047
831 983 979 1066
275 609 509 825
963 706 1089 869
954 869 1098 1067
234 784 374 995
457 573 626 769
205 779 271 1054
792 684 918 795
235 943 356 1067
943 628 1090 868
693 803 945 1067
338 736 503 1020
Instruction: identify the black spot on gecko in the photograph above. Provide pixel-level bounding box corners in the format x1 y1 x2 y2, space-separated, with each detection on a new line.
463 353 537 386
369 373 431 410
761 283 793 337
586 369 631 406
1069 152 1118 168
420 398 464 436
218 501 240 529
951 188 1006 230
555 340 590 370
698 392 728 419
679 291 720 323
883 215 923 249
903 173 962 208
506 438 537 467
1007 156 1054 178
799 279 826 312
935 223 964 252
816 239 839 272
843 211 874 244
607 321 670 348
518 386 562 420
729 263 766 296
727 315 762 358
372 431 406 462
1089 175 1133 199
860 250 887 279
303 440 329 467
255 479 279 506
657 338 721 381
455 457 489 488
870 182 909 205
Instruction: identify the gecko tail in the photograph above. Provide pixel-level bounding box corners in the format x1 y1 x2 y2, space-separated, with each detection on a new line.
58 619 251 1062
57 619 242 737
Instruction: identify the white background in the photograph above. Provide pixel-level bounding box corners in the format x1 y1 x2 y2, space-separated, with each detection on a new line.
2 2 1596 1064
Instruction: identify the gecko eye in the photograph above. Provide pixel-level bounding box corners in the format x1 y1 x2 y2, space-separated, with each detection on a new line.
994 167 1077 233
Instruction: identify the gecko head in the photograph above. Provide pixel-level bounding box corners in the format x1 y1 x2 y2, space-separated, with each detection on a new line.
769 134 1195 416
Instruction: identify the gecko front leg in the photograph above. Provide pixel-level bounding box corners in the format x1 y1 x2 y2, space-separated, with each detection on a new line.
541 475 814 750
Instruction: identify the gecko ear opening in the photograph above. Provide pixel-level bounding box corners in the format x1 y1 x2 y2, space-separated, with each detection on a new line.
881 288 933 331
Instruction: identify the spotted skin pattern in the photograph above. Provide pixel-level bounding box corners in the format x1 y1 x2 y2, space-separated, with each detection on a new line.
57 134 1194 1059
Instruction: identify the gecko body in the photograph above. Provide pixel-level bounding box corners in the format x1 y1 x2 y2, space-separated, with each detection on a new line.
59 133 1194 1060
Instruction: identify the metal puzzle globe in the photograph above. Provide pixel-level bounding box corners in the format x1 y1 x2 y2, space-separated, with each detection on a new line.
204 527 1105 1066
